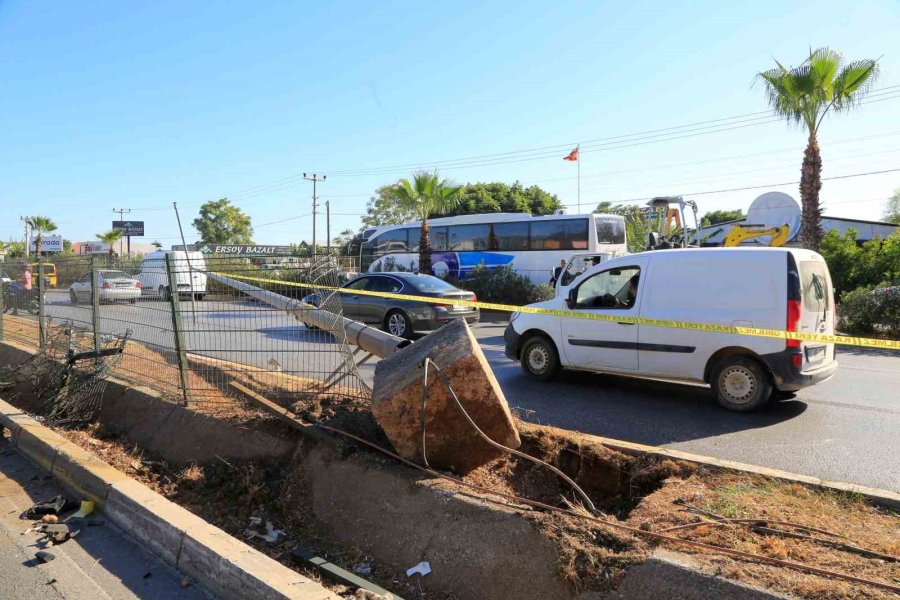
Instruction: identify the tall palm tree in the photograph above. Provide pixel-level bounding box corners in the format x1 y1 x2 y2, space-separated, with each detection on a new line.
393 171 462 274
97 229 123 260
758 48 879 251
25 216 57 257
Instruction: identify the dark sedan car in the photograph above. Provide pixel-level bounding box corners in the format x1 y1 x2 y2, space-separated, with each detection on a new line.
303 272 479 338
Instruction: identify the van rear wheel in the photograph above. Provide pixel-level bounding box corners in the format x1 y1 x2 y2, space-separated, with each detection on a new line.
520 335 560 381
712 356 772 412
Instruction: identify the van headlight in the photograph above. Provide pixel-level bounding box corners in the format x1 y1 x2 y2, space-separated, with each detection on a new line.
509 311 520 323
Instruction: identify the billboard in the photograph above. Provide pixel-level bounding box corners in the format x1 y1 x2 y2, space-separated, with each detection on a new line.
198 244 292 255
112 220 145 236
29 235 63 253
78 241 111 255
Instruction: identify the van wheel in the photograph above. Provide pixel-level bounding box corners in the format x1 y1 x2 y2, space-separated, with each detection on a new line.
520 335 560 381
712 356 772 412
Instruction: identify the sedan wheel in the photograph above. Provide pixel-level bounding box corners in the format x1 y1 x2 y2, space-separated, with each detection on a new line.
385 310 412 339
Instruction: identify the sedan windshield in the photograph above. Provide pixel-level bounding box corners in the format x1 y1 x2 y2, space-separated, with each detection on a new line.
406 275 459 293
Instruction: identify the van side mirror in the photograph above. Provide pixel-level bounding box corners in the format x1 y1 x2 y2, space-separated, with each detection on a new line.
566 288 577 310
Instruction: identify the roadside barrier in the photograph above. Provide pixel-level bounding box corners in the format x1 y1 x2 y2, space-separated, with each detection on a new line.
215 272 900 351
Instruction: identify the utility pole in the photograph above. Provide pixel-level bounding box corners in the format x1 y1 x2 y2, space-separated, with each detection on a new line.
20 216 30 257
326 200 331 256
112 208 132 256
302 173 325 256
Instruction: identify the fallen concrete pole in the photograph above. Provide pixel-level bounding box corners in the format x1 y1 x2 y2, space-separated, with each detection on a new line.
208 273 410 358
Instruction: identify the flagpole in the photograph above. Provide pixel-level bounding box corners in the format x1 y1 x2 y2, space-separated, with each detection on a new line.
576 143 581 213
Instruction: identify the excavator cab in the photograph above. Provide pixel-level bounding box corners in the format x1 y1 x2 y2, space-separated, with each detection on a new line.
646 196 700 250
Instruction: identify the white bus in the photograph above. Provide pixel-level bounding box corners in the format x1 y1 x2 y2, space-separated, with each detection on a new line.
360 212 628 283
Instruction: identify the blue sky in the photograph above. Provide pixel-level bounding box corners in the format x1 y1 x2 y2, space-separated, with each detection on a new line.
2 0 899 247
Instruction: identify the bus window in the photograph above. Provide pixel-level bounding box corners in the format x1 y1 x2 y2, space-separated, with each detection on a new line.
596 217 626 244
491 222 529 250
530 219 588 250
448 224 490 251
431 226 448 251
404 228 420 252
373 229 408 254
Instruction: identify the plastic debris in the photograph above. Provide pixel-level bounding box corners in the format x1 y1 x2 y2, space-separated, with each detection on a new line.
406 561 431 577
243 518 285 543
71 501 94 519
352 563 372 576
23 495 75 520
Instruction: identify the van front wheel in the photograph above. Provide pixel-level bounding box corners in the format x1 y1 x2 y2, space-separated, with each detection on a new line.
520 336 560 381
712 356 772 412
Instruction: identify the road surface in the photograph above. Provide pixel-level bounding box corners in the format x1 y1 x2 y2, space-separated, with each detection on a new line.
38 292 900 492
0 441 211 600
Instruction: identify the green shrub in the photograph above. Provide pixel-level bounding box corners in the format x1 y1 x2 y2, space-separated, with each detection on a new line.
838 287 878 333
821 229 900 299
838 285 900 336
450 265 554 306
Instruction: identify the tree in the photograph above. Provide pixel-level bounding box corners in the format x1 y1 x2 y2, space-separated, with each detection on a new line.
393 171 463 274
361 186 417 228
96 229 123 259
701 209 745 228
594 201 660 253
884 189 900 225
449 181 562 217
3 239 25 259
333 229 364 256
758 48 879 252
192 198 254 245
25 216 57 257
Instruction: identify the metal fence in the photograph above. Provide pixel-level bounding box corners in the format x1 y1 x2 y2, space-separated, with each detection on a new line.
0 253 369 411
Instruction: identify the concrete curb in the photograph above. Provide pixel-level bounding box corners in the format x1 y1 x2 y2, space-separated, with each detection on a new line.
0 397 341 600
541 426 900 511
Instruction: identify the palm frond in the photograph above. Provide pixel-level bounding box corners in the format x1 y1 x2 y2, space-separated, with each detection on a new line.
833 59 880 110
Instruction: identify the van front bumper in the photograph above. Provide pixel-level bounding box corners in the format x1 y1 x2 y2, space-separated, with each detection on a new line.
761 350 838 391
504 324 521 361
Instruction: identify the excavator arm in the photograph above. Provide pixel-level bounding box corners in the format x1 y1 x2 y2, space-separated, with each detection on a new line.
723 223 791 247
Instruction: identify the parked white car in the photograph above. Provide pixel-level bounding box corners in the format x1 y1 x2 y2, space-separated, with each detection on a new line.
69 270 141 304
137 251 207 300
504 248 837 411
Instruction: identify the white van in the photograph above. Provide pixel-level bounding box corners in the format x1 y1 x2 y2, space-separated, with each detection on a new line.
137 251 208 300
504 248 837 411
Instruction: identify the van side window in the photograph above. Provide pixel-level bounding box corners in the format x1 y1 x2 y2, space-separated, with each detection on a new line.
575 267 640 309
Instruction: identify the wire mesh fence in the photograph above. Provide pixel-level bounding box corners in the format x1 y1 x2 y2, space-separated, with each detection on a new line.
0 252 370 411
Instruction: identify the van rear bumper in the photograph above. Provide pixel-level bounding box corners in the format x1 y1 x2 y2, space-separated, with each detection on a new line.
761 350 837 391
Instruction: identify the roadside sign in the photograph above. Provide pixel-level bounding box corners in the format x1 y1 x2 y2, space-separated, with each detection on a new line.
29 235 63 253
198 244 292 255
112 221 145 236
78 241 110 255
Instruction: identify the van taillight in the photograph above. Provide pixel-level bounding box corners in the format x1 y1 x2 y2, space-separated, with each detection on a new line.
135 281 141 289
786 299 801 349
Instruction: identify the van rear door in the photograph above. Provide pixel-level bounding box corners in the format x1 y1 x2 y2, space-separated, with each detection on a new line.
797 257 836 369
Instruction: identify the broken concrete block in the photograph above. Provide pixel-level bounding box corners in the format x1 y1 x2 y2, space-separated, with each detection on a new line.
372 319 520 474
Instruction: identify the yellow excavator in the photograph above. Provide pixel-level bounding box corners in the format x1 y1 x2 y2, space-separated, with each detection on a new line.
723 223 791 247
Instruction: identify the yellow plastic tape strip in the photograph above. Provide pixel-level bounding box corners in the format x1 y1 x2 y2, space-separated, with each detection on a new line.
213 272 900 351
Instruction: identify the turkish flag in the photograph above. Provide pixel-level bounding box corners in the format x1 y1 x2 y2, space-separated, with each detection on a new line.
563 146 578 161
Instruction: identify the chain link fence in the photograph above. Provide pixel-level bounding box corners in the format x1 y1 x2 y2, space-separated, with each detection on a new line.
1 252 369 411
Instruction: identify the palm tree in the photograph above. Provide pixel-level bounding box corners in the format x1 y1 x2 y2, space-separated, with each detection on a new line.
758 48 879 251
393 171 463 274
96 229 123 260
25 216 57 257
151 240 163 250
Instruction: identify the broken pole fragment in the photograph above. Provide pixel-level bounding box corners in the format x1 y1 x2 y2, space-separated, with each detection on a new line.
372 319 520 474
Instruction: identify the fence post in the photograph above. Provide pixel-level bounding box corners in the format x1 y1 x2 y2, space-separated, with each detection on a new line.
37 259 46 348
91 255 101 354
165 253 190 406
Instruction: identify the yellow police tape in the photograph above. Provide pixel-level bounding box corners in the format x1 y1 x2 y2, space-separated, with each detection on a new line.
213 272 900 351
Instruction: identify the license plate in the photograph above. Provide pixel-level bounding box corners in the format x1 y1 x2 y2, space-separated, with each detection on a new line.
448 304 467 312
806 345 825 364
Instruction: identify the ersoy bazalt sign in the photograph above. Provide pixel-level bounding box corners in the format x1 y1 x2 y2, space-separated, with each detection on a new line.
112 220 145 236
199 245 292 255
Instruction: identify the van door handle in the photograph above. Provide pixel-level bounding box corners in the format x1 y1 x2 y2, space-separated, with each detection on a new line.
617 322 635 326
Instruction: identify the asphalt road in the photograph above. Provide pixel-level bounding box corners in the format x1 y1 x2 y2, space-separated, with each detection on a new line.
38 292 900 492
0 441 211 600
